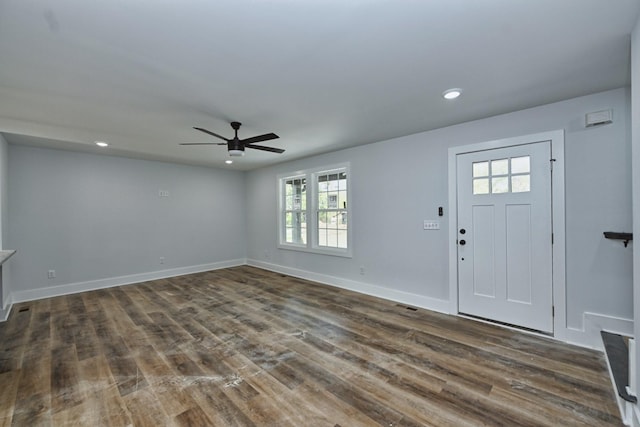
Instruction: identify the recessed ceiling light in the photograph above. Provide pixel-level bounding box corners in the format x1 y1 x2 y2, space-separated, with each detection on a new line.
95 141 109 147
225 160 233 164
442 88 462 100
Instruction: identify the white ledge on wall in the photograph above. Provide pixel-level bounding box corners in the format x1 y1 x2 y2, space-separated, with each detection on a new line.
561 312 634 350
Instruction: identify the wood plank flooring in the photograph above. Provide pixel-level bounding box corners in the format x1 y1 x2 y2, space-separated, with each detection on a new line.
0 266 621 426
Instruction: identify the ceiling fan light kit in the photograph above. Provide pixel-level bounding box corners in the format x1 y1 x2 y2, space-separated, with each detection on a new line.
180 121 284 157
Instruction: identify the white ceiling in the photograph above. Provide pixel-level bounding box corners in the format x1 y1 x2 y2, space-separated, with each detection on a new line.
1 1 638 171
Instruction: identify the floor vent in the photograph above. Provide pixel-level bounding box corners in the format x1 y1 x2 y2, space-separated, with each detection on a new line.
18 307 30 312
395 303 418 312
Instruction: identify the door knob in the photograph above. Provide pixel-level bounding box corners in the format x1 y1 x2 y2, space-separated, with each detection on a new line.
459 239 466 245
459 229 466 234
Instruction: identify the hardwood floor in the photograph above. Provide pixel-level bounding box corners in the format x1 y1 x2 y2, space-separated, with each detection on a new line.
0 266 621 426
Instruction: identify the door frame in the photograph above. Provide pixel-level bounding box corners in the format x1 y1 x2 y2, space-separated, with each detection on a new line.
447 130 566 337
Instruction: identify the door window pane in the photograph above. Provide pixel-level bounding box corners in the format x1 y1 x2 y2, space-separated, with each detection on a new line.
491 159 509 175
511 156 530 174
473 178 490 195
511 175 530 193
492 176 509 194
473 161 489 177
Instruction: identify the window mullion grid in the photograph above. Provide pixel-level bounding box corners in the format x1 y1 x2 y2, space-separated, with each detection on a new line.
280 164 349 255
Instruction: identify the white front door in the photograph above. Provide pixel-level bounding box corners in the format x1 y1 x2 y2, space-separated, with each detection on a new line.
456 141 553 333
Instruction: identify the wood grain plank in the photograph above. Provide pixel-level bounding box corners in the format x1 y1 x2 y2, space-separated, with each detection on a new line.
123 387 173 427
174 406 215 427
0 370 20 426
12 354 52 426
0 308 32 374
50 345 83 414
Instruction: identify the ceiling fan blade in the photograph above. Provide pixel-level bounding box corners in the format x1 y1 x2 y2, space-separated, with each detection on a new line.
241 133 279 145
193 127 229 141
179 142 227 146
245 144 285 154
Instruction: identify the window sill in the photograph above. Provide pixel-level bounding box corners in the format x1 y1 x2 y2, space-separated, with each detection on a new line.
277 243 352 258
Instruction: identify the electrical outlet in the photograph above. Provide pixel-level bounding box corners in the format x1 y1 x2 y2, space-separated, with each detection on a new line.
423 220 440 230
158 190 170 197
264 250 271 260
160 257 165 264
48 269 56 279
359 266 365 275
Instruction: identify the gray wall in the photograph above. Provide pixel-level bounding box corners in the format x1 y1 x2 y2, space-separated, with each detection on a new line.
246 87 632 331
7 145 246 293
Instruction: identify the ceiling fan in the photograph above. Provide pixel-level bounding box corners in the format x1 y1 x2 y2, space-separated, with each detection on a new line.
180 122 284 156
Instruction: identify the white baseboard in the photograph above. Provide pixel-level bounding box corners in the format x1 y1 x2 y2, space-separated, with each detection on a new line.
585 312 634 347
559 312 634 350
9 258 246 305
0 296 12 322
633 404 640 427
4 257 633 356
247 259 451 314
248 260 638 353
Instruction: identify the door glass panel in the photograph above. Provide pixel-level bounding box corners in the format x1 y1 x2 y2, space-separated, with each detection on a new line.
473 178 489 195
473 162 489 177
511 175 530 193
491 159 509 175
511 156 530 174
472 156 532 195
492 176 509 194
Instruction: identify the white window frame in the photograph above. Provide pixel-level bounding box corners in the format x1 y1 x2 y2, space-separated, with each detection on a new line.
279 173 308 249
277 162 352 257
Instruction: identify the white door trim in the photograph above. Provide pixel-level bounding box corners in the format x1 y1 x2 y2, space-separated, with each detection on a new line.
448 130 566 337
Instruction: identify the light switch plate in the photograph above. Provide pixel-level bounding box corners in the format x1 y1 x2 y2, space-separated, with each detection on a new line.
423 220 440 230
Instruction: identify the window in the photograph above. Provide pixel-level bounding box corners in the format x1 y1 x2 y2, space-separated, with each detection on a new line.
317 171 348 249
472 155 530 195
283 176 307 245
278 164 351 256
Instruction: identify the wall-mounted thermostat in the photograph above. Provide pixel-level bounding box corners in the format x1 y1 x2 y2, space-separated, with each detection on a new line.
585 109 612 127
